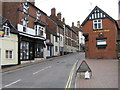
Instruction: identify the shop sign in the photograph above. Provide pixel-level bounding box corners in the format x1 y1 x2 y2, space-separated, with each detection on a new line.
93 30 110 33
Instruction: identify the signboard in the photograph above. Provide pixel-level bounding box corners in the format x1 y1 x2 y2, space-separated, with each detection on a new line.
0 31 4 37
93 30 110 33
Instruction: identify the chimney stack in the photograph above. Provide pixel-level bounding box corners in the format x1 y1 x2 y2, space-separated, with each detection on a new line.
57 12 61 20
62 18 65 23
51 8 56 16
72 22 74 27
77 21 80 28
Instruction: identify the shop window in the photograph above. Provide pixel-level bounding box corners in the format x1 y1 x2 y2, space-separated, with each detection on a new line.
93 19 102 30
20 41 29 60
35 44 43 58
96 38 107 49
3 25 10 36
5 50 13 59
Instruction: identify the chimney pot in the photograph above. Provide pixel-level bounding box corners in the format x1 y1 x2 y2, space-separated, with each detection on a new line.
51 8 56 16
57 12 61 20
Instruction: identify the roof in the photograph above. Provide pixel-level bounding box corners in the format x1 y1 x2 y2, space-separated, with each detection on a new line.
0 15 18 34
81 6 116 26
46 27 59 37
50 15 64 29
117 20 120 30
65 25 77 34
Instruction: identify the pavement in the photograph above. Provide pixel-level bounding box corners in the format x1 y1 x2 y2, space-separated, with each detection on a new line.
76 59 119 89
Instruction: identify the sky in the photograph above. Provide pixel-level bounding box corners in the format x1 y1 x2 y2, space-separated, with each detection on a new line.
35 0 119 26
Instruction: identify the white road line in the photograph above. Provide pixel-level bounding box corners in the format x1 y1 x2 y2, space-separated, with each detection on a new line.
33 66 52 75
4 79 21 88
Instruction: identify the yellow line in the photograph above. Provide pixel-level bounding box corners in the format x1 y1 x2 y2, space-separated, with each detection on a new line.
65 61 77 89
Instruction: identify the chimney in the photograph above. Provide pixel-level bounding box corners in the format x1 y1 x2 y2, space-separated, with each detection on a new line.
77 21 80 28
51 8 56 16
26 0 35 5
57 12 61 20
62 18 65 23
72 22 74 27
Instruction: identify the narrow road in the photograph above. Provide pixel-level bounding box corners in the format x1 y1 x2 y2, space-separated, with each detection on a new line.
2 52 85 88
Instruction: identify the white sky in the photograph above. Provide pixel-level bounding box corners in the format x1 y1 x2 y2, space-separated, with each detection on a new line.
35 0 119 26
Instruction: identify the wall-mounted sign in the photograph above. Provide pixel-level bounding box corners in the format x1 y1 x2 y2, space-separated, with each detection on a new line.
93 30 110 33
0 31 4 37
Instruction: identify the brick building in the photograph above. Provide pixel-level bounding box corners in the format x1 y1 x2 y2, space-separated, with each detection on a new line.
2 1 47 64
119 0 120 19
81 6 119 59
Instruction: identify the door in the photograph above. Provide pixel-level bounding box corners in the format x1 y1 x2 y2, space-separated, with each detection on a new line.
50 47 52 57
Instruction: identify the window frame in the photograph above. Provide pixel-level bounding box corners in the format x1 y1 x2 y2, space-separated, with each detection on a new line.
5 50 13 60
3 25 10 36
93 19 102 30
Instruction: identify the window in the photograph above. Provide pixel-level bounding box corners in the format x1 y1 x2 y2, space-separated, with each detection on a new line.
47 46 50 50
55 46 58 52
35 25 44 36
23 2 29 13
5 50 13 59
20 41 29 60
22 17 28 32
55 36 58 42
96 38 107 49
93 19 102 30
61 36 62 41
3 25 10 36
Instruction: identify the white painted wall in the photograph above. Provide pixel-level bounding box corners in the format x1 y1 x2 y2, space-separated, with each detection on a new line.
0 33 18 66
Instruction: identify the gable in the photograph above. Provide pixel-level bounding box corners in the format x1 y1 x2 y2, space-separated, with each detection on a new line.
81 6 115 26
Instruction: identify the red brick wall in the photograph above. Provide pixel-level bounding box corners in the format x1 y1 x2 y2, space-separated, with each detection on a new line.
82 18 117 59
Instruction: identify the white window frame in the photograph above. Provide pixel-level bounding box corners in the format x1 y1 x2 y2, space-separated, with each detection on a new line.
36 10 41 20
35 25 44 36
5 50 13 60
3 25 10 36
93 19 102 30
22 17 28 32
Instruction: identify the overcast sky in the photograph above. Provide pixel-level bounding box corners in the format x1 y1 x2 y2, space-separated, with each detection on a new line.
35 0 119 26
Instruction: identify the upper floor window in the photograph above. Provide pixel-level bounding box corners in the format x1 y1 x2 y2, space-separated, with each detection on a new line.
22 17 29 32
23 2 29 13
93 19 102 30
35 25 44 36
55 36 58 42
3 24 10 36
36 10 41 20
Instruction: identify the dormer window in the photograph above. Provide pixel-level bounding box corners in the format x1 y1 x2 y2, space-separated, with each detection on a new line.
3 23 10 36
23 2 29 13
22 17 29 32
93 19 102 30
34 25 44 36
36 10 41 20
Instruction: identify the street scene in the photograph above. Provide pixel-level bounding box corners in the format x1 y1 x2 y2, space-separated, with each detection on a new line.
0 0 120 90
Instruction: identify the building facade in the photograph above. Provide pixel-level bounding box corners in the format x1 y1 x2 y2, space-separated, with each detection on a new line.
119 0 120 19
0 17 19 66
2 1 47 64
82 6 118 59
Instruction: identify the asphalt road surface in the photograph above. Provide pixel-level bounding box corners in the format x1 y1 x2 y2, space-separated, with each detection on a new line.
2 52 85 88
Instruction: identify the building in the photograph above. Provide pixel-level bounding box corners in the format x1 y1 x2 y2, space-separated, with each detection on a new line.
117 20 120 59
71 21 85 51
118 0 120 20
64 24 77 54
81 6 118 59
0 16 19 66
2 1 47 64
49 8 64 56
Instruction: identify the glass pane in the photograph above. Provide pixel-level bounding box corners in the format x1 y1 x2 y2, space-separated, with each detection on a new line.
98 23 101 29
6 50 8 58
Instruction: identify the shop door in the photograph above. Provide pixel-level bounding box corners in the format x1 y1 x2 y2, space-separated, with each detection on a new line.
29 44 34 60
50 47 52 57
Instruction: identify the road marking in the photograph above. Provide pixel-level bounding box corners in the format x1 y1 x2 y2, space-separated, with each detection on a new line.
4 79 21 88
65 60 78 89
33 66 52 75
